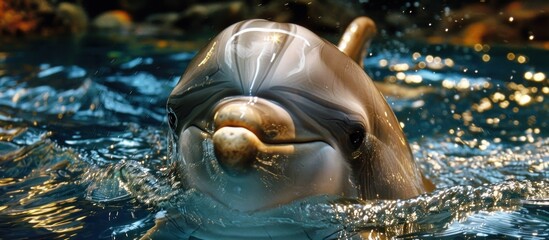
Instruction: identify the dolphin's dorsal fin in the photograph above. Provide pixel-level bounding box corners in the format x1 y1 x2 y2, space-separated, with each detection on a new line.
337 17 377 68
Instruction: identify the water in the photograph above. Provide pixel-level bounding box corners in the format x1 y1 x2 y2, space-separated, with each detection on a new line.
0 35 547 239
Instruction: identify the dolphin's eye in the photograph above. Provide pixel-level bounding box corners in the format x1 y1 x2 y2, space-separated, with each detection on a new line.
349 125 365 150
168 109 177 129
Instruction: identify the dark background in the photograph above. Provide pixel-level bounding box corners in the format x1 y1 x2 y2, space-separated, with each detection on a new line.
1 0 548 46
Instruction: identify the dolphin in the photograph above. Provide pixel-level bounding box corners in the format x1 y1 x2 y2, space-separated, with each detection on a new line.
167 17 428 212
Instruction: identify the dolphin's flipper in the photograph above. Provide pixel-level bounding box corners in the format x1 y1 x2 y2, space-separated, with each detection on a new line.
337 17 377 67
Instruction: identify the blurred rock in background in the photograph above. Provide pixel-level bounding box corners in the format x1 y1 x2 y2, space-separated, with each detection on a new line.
0 0 87 36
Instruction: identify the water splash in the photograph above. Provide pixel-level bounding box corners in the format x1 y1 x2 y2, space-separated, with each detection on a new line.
83 159 549 239
327 180 548 230
85 160 178 207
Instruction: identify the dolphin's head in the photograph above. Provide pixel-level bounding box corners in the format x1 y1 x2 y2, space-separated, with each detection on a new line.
167 19 425 212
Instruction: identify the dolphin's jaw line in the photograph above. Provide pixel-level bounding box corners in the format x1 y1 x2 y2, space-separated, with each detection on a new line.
212 126 295 174
187 124 326 145
185 125 331 175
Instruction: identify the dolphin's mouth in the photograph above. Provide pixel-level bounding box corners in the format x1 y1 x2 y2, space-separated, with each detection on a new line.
189 123 325 175
189 124 323 145
183 95 331 177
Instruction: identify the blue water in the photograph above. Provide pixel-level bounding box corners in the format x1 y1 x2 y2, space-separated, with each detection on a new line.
0 35 547 239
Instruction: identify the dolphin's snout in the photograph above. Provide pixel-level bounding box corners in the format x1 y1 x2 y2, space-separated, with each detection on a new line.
213 98 295 142
212 127 258 173
212 97 295 174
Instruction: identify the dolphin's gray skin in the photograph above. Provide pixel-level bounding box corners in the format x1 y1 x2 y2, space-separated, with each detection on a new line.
167 18 427 212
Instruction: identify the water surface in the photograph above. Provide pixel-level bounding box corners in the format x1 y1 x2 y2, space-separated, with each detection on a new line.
0 35 547 239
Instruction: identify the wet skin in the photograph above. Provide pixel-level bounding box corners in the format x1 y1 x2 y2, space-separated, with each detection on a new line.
167 18 427 212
